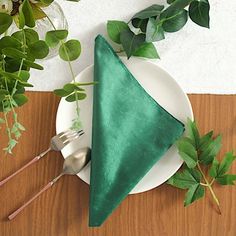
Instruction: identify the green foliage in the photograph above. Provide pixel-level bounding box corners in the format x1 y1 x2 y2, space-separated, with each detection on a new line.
107 0 211 59
59 40 81 61
45 30 68 48
189 0 210 28
0 1 85 154
107 21 129 44
0 13 13 35
168 118 236 211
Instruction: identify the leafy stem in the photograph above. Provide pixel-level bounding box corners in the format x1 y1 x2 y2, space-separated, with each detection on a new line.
45 13 81 125
197 162 221 214
168 118 236 213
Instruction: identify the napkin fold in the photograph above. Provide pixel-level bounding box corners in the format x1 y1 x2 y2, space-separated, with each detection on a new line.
89 35 185 227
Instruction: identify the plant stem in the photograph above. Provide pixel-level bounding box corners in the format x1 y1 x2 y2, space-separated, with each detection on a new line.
45 13 81 119
197 163 221 214
11 29 26 97
2 102 12 144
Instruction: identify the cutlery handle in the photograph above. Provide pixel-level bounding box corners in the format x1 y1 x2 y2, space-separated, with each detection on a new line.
8 181 53 220
0 148 51 187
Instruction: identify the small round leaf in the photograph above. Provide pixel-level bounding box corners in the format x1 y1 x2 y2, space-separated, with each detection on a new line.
59 40 81 61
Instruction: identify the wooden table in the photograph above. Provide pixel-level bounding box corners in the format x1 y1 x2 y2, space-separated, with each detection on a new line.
0 92 236 236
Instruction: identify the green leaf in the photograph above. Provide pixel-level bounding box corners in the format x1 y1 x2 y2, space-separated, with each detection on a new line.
59 40 81 61
186 118 200 148
19 0 35 28
199 130 213 148
0 89 8 95
132 4 164 20
2 47 26 59
63 83 77 93
120 29 145 59
40 0 54 4
146 18 165 42
65 92 86 102
133 42 159 59
177 138 198 168
218 152 236 176
216 175 236 185
0 13 13 35
0 70 20 80
28 40 49 59
167 0 176 4
13 29 39 45
209 158 219 178
23 60 44 70
184 184 205 206
54 89 71 97
0 36 22 52
45 30 68 48
199 135 222 165
13 94 28 107
161 9 188 32
131 18 149 32
107 21 129 44
189 0 210 28
17 70 30 81
31 3 47 20
167 168 201 189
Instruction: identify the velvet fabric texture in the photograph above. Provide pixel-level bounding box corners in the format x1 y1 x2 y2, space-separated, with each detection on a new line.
89 35 185 227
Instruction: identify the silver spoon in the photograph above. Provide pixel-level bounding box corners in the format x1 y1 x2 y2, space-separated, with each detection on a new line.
8 147 91 220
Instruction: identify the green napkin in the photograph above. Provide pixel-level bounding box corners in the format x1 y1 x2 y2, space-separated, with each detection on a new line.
89 35 185 227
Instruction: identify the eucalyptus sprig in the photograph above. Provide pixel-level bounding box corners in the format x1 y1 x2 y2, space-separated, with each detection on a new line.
168 118 236 214
0 0 87 153
107 0 210 59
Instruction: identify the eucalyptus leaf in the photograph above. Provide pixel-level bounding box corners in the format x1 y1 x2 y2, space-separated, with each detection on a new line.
31 3 47 20
59 40 81 61
0 36 22 52
23 60 44 70
54 89 71 97
65 92 86 102
12 29 39 45
45 30 68 48
2 47 26 59
0 13 13 35
19 0 35 28
107 21 129 44
13 94 28 107
28 40 49 59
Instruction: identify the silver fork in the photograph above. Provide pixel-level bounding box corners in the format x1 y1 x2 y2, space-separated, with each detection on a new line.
0 129 84 187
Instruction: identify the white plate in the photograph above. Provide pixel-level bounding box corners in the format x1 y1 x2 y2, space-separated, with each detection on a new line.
56 57 193 194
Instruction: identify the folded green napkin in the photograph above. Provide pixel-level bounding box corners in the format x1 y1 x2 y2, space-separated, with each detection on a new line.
89 35 185 227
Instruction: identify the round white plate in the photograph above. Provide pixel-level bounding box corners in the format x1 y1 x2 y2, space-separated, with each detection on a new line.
56 57 193 194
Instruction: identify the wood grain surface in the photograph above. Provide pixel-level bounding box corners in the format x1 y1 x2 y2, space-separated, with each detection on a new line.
0 92 236 236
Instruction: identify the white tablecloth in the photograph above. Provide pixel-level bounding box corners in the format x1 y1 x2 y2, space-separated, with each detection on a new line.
29 0 236 94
